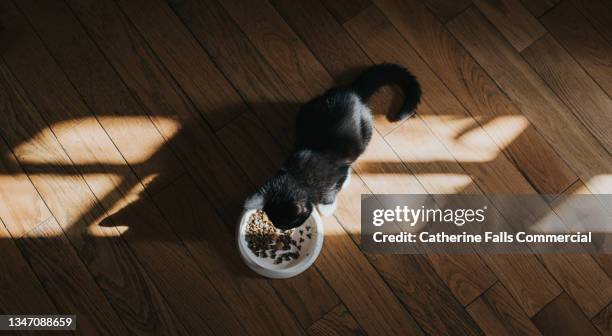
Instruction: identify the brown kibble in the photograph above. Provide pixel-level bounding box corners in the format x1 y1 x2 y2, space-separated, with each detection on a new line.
245 210 305 263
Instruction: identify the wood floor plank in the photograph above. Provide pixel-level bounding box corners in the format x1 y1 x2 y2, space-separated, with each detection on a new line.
153 175 308 335
520 0 559 17
346 7 563 317
2 57 220 334
15 0 184 195
270 0 370 84
472 0 546 51
65 0 251 220
445 6 612 317
116 0 341 327
217 0 332 102
420 0 472 22
382 113 561 317
355 132 497 309
547 180 612 318
532 293 600 336
0 8 239 333
18 218 128 335
0 140 52 238
371 0 577 195
319 0 371 24
447 6 612 196
0 138 118 336
541 1 612 98
570 0 612 45
271 0 409 136
168 0 298 150
537 253 612 318
467 283 542 336
115 0 244 130
117 0 341 327
593 303 612 336
217 112 285 185
522 34 612 157
0 218 58 315
317 217 425 336
306 304 366 336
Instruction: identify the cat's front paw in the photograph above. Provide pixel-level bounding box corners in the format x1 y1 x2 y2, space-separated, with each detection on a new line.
317 200 337 217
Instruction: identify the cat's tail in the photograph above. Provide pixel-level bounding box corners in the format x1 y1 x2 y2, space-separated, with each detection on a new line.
350 63 422 121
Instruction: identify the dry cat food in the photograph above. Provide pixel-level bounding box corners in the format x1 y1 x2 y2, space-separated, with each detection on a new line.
245 210 312 265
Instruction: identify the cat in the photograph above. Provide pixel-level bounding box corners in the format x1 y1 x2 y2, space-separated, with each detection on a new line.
244 63 422 230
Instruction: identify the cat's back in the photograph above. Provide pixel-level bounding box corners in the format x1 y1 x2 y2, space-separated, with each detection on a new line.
295 89 372 161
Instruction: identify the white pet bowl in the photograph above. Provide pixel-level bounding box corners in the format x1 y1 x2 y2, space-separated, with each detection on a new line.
237 208 324 279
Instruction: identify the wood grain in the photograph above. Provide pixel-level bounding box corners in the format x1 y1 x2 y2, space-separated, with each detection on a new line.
522 34 612 156
0 5 242 334
116 0 244 130
15 0 184 195
217 0 332 101
271 0 408 136
421 0 472 22
541 1 612 98
447 6 612 196
217 112 285 186
372 0 577 195
120 0 342 327
347 7 563 316
0 63 193 334
0 218 58 315
168 0 298 150
383 113 561 317
18 218 128 335
316 216 425 336
520 0 559 17
153 175 309 335
467 283 542 336
547 181 612 318
473 0 546 51
0 139 52 238
532 293 600 336
570 0 612 45
271 0 371 84
65 0 251 218
320 0 371 23
593 303 612 336
307 304 366 336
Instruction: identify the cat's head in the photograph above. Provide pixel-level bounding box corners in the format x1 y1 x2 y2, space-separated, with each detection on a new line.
244 174 313 230
263 198 312 230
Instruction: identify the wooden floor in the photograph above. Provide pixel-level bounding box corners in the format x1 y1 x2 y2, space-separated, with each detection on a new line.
0 0 611 335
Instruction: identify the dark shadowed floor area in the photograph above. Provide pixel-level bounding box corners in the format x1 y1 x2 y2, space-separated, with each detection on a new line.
0 0 611 335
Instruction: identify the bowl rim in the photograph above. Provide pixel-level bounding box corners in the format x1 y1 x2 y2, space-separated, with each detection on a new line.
236 207 324 279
